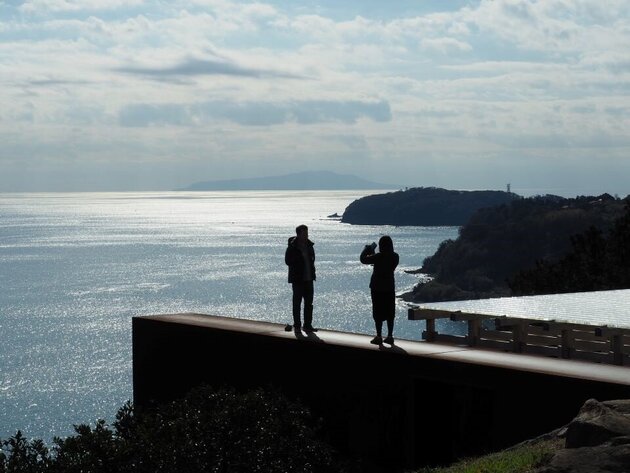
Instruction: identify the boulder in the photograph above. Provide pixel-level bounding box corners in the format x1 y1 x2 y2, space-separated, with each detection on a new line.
536 438 630 473
534 399 630 473
565 399 630 448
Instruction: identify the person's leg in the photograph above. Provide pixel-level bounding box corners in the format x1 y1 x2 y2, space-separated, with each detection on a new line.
370 291 383 344
384 291 396 344
386 319 394 338
291 282 304 328
303 281 314 329
375 319 383 337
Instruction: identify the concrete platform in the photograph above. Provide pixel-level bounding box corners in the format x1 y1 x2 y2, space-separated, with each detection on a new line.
133 313 630 470
141 313 630 386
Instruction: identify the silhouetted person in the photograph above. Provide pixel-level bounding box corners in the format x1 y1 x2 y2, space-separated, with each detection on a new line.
285 224 317 333
360 235 399 345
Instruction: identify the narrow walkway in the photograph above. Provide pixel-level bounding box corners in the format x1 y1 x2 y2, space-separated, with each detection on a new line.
143 313 630 386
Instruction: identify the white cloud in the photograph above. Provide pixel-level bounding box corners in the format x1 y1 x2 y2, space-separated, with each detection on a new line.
19 0 144 13
1 0 630 193
420 37 472 54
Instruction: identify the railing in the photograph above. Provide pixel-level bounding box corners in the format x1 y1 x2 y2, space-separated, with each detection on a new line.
408 308 630 366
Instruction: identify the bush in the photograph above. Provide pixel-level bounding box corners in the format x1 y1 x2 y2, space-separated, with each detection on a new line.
0 386 341 473
0 431 50 473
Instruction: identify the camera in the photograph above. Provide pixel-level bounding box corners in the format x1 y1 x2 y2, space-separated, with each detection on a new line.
368 242 377 251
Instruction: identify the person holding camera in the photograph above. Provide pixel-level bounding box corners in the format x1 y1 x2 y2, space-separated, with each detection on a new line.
285 224 317 333
360 235 399 345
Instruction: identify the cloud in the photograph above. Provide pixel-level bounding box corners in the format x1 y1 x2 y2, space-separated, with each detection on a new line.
19 0 144 13
420 37 472 54
118 99 392 127
118 104 194 127
27 78 92 87
115 56 304 80
2 0 630 194
460 0 630 56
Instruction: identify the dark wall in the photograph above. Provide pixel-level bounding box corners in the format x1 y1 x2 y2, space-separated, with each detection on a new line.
133 317 630 470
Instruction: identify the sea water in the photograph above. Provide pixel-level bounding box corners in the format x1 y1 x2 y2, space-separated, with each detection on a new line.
0 191 458 442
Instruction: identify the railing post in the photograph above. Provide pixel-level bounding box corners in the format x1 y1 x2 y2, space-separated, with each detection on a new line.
561 329 573 359
611 334 623 365
467 318 481 347
424 319 436 342
512 324 525 353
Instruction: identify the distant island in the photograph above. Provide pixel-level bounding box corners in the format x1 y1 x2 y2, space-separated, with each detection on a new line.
178 171 395 191
341 187 519 226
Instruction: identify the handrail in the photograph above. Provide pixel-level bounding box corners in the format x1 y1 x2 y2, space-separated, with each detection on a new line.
408 308 630 366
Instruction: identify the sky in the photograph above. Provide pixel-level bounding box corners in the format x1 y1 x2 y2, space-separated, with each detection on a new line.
1 0 630 195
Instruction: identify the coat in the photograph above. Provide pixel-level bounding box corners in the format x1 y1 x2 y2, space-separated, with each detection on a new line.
360 246 399 292
285 237 316 283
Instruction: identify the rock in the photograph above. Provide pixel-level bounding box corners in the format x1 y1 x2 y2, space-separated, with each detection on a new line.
534 438 630 473
533 399 630 473
565 399 630 448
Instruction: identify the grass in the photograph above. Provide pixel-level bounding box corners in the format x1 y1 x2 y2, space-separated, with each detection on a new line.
414 437 563 473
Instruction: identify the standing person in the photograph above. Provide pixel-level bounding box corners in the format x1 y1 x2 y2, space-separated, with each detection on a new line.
360 235 399 345
285 224 317 333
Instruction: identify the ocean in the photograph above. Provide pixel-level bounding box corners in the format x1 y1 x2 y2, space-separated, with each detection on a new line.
0 191 458 442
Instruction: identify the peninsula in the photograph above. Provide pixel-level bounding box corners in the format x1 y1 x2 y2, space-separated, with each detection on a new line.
341 187 519 226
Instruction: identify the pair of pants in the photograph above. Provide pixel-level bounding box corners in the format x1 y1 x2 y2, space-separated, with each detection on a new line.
371 290 395 322
292 281 314 328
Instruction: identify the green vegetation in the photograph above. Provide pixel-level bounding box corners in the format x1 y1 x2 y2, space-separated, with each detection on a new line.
510 203 630 295
415 438 563 473
406 193 627 302
341 187 518 226
0 385 341 473
0 389 565 473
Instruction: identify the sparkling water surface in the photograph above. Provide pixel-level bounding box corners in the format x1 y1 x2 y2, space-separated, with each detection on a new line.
0 191 458 441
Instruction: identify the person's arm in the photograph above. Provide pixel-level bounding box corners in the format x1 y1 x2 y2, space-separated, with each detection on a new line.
285 240 296 266
360 245 376 265
285 247 291 266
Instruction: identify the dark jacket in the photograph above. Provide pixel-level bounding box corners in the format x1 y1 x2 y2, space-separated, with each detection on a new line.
285 237 316 283
360 246 399 292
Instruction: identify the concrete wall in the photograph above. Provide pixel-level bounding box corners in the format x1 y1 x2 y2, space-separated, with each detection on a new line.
133 314 630 470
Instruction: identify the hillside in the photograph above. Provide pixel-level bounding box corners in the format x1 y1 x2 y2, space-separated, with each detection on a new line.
341 187 519 226
509 202 630 295
179 170 394 191
404 193 628 303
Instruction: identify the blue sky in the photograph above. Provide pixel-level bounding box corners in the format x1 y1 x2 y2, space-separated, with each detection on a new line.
1 0 630 194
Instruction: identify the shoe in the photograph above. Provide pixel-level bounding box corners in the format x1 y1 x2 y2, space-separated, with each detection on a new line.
384 336 394 345
370 336 383 345
293 326 302 333
303 325 318 333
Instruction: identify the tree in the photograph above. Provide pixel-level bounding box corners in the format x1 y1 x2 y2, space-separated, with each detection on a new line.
0 386 342 473
509 204 630 295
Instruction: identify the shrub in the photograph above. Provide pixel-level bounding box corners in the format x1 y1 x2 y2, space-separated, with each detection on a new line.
0 386 341 473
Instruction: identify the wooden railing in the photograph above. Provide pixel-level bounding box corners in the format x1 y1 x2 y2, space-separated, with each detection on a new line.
408 308 630 366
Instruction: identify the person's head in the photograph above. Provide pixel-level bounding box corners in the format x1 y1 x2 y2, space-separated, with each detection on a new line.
296 224 308 242
378 235 393 253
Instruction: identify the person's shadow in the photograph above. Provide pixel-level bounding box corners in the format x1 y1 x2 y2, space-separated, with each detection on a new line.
293 329 324 343
378 343 407 354
304 330 323 343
